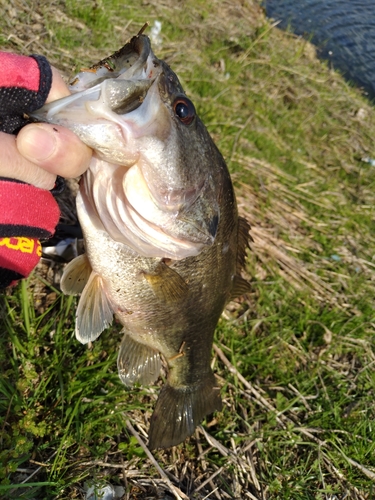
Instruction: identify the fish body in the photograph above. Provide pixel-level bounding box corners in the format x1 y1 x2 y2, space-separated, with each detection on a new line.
33 32 250 449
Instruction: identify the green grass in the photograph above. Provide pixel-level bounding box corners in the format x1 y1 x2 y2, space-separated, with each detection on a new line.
1 0 375 498
1 280 149 498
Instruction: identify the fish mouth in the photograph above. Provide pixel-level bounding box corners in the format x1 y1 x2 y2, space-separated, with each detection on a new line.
32 33 221 260
30 34 163 165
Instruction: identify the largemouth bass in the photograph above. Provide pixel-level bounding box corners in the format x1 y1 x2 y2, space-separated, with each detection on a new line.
33 29 251 449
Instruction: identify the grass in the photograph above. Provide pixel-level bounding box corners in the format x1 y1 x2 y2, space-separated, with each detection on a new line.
1 0 375 498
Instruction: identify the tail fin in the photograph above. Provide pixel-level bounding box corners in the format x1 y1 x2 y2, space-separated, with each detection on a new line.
148 372 222 450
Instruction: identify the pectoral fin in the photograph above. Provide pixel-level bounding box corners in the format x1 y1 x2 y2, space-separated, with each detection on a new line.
142 261 188 302
60 254 92 295
117 333 162 387
76 272 113 344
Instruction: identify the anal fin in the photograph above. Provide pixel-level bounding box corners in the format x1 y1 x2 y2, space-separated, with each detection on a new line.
148 372 222 450
60 254 92 295
117 333 161 387
76 272 113 344
142 260 188 303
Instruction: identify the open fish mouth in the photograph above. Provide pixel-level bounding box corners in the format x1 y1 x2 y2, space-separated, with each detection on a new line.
32 31 220 260
32 34 162 166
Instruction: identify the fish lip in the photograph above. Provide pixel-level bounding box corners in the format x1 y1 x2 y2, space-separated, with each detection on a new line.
71 33 154 88
132 34 152 64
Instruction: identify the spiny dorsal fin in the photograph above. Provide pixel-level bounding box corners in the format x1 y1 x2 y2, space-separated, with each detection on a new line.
117 333 161 387
142 260 188 302
148 372 222 450
75 272 113 344
60 254 92 295
229 275 252 301
236 216 251 274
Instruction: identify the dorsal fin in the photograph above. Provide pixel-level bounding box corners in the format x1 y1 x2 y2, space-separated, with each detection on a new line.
236 216 251 274
229 275 252 301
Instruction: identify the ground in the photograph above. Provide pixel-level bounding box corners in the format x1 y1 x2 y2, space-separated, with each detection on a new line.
1 1 375 499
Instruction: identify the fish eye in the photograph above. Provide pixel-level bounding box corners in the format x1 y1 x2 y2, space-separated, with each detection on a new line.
173 97 196 125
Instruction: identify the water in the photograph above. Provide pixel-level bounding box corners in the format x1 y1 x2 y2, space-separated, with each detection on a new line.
264 0 375 100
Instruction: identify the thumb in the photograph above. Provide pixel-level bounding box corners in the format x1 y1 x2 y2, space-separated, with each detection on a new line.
17 123 92 179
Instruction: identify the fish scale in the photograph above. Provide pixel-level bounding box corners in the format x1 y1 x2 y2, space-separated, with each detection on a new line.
32 30 251 449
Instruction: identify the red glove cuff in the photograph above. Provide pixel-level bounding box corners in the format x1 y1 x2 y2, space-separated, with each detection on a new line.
0 178 60 238
0 178 60 288
0 237 41 281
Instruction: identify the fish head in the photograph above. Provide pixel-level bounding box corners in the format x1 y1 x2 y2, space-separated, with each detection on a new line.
32 34 222 259
123 57 221 247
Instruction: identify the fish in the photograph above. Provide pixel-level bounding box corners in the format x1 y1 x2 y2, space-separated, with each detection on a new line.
32 28 251 449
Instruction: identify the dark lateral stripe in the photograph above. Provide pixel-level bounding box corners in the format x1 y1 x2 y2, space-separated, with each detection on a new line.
0 179 60 237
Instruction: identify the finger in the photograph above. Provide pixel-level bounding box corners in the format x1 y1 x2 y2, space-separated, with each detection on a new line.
17 123 92 179
0 131 56 190
47 66 71 102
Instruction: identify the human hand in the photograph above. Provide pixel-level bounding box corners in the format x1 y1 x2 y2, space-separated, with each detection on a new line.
0 67 92 190
0 58 92 288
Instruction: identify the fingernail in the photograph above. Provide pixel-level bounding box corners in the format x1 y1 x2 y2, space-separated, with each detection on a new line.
18 126 57 162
